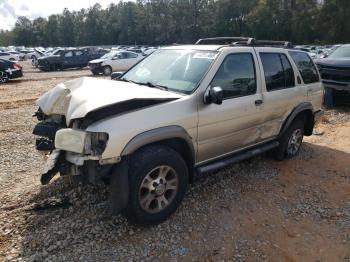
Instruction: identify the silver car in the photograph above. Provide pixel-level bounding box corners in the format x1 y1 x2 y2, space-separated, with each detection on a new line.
33 38 324 224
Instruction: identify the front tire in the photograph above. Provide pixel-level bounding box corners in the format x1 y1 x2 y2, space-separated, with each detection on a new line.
273 119 304 160
102 66 112 76
123 145 189 225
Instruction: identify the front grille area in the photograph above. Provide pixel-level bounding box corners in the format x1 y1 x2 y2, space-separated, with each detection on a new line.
319 65 350 83
89 63 100 69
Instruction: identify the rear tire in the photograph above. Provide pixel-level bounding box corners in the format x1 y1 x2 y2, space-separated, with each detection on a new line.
273 119 304 160
122 145 189 225
102 66 112 76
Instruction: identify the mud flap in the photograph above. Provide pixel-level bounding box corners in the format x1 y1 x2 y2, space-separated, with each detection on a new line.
108 157 129 213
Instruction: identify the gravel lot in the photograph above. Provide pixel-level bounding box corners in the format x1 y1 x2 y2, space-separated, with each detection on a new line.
0 61 349 261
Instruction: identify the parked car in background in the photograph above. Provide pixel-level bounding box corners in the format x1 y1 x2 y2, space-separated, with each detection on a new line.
30 48 47 67
37 48 103 71
316 44 350 106
0 52 20 61
18 49 35 61
89 51 143 75
0 59 23 83
33 37 323 224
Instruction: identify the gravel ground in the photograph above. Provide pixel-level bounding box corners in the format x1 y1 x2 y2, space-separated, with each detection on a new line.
0 62 349 261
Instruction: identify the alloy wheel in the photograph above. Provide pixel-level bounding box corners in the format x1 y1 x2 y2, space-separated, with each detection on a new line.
138 165 179 214
287 129 303 155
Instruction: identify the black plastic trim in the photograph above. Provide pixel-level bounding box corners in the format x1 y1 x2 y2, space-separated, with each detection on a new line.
196 141 279 175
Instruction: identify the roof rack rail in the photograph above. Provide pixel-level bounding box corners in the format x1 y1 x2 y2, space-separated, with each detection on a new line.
252 40 293 48
195 37 255 45
195 37 293 48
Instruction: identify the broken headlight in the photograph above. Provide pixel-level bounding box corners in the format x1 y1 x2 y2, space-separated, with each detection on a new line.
55 129 108 156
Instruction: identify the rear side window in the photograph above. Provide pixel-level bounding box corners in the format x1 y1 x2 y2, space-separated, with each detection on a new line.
260 53 295 91
288 51 319 84
211 53 256 99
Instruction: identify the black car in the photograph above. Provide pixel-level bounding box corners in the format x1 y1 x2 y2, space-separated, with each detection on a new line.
37 48 104 71
316 44 350 106
0 59 23 83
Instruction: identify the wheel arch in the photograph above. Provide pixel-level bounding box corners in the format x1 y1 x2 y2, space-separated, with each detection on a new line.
121 126 196 182
279 102 315 138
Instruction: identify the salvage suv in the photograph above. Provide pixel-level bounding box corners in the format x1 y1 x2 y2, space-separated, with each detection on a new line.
33 37 323 224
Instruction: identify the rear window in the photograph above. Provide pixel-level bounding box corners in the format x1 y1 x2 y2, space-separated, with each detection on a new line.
288 51 319 84
260 53 295 91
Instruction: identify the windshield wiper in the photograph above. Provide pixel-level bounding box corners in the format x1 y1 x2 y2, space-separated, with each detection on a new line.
120 79 169 91
119 78 139 84
141 81 168 91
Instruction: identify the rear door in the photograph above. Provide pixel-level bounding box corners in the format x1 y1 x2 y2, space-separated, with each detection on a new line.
256 49 303 140
197 48 264 163
288 51 323 111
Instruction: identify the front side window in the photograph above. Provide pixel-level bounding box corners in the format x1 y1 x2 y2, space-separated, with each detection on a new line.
122 49 217 94
127 52 138 58
260 53 295 91
211 53 256 99
288 51 319 84
75 51 83 56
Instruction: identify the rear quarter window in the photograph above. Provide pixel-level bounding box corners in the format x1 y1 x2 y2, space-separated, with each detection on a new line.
288 51 320 84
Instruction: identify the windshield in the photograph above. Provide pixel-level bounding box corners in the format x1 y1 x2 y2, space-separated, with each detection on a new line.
121 49 217 94
328 45 350 59
101 51 118 59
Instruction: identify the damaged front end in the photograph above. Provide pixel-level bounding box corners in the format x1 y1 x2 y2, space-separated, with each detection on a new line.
33 108 112 185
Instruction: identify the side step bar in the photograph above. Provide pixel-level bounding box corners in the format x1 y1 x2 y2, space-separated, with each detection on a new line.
196 141 279 175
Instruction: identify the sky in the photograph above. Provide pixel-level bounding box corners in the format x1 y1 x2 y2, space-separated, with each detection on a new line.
0 0 120 30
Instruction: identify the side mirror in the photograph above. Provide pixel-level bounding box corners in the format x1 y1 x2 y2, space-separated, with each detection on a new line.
111 71 125 80
204 86 223 105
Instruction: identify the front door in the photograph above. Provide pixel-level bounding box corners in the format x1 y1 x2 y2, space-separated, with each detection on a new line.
197 51 263 164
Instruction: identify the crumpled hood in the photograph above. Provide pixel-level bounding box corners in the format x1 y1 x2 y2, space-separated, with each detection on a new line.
36 77 183 126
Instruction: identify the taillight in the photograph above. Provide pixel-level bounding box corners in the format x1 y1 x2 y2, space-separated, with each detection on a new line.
14 63 22 70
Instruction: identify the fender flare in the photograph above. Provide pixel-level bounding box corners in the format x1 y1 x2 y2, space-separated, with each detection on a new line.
278 102 314 138
121 125 195 159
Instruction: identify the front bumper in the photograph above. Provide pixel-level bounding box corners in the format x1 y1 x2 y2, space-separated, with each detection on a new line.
89 63 103 74
33 119 115 184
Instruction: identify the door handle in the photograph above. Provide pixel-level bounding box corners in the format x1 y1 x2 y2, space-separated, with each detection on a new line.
255 99 263 106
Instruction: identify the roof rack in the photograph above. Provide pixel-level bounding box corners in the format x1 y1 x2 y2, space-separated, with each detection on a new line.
251 40 293 48
195 37 255 45
195 37 293 48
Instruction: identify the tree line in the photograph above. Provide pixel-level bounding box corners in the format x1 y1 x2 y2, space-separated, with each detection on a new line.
0 0 349 47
